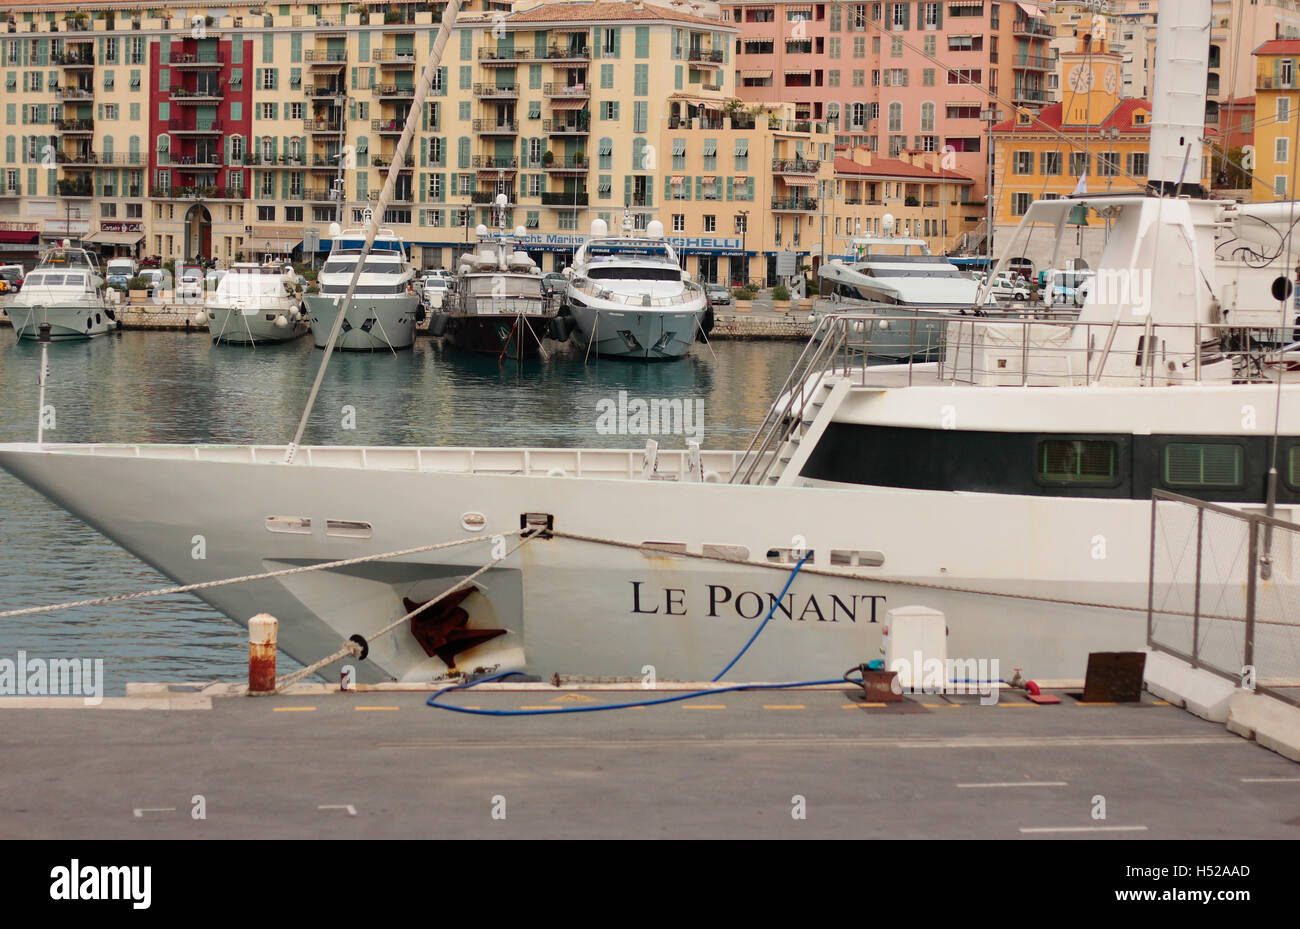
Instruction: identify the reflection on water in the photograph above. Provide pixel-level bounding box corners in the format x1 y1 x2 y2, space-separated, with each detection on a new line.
0 329 803 692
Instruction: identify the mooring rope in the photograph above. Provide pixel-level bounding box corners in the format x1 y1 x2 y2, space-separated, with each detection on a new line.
273 528 540 691
0 529 523 620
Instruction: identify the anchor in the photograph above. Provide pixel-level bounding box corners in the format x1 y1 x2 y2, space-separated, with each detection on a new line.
403 589 506 668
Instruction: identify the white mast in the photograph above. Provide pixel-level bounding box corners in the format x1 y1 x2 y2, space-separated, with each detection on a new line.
1146 0 1212 196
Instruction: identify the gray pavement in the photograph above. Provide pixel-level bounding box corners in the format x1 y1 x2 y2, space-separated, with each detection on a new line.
1 686 1296 839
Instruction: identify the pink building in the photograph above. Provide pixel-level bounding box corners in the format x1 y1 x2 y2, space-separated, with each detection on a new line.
725 0 1053 203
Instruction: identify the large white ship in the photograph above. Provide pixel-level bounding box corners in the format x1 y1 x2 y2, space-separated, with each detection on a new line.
203 262 309 345
6 244 115 341
303 223 420 352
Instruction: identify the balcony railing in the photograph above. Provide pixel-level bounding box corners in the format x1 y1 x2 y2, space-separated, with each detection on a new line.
304 188 337 201
304 49 348 64
54 86 94 100
470 190 496 203
541 191 589 206
148 186 244 200
686 48 725 63
771 196 817 211
478 46 531 62
307 119 344 133
161 152 225 167
369 155 414 169
168 50 225 66
371 118 410 133
473 155 519 169
56 180 94 196
543 82 589 98
1258 75 1295 90
55 118 94 132
542 118 590 135
376 84 416 98
1012 18 1053 37
771 158 820 173
542 156 589 171
52 52 94 66
1014 54 1052 70
168 119 223 133
171 86 224 102
242 153 306 167
473 82 519 98
1012 88 1047 103
372 49 417 64
473 119 519 134
546 44 590 60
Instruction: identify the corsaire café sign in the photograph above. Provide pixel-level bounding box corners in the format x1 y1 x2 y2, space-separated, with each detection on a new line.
99 222 143 233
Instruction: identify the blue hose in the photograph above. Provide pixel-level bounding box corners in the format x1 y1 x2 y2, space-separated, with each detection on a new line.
426 553 830 717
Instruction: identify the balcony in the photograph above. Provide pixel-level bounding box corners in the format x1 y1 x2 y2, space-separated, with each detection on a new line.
306 119 344 134
55 118 94 133
1258 75 1295 90
56 179 94 197
304 49 348 66
543 82 589 99
545 43 590 61
304 188 339 201
473 155 519 170
372 49 417 65
478 46 532 63
309 153 344 170
305 85 345 98
543 117 590 136
771 158 820 174
369 154 414 169
171 86 224 104
1012 18 1053 38
371 118 410 135
376 84 416 100
160 152 225 168
243 153 306 167
1012 88 1048 104
168 50 225 67
686 48 725 64
54 85 94 100
541 191 589 206
470 190 496 203
52 52 94 67
473 82 519 99
473 119 519 135
1013 54 1052 71
148 186 244 200
542 155 589 172
771 196 817 211
168 118 223 134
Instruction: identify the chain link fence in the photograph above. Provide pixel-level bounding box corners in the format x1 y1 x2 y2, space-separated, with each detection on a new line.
1148 491 1300 707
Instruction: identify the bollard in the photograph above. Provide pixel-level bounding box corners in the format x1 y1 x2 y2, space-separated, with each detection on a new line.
248 613 278 695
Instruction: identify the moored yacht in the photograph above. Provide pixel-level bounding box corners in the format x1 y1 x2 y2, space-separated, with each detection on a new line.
303 221 421 351
566 216 707 360
203 261 309 344
5 244 115 340
1 0 1289 690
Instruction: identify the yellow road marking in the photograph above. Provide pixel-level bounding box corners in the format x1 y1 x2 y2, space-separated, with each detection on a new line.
1152 700 1171 706
684 704 727 709
355 706 399 712
763 704 806 710
996 702 1037 708
921 703 945 708
842 702 886 708
273 706 317 712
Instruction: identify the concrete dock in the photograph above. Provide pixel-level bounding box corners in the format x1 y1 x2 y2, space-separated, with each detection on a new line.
2 682 1296 839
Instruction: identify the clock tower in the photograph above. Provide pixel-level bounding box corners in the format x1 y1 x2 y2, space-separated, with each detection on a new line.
1058 24 1124 126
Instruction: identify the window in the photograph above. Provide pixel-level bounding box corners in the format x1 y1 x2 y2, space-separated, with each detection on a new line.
703 214 716 232
1037 440 1118 486
734 214 747 234
891 36 902 57
853 36 865 58
948 69 981 85
262 69 275 90
258 205 275 221
920 102 935 132
286 206 303 222
672 213 685 232
1070 152 1091 176
1011 192 1032 215
1277 137 1289 164
262 102 275 120
734 138 748 170
1163 444 1243 488
891 2 906 28
1126 151 1148 176
1040 151 1062 175
1012 151 1034 174
602 28 616 56
1280 98 1291 124
1097 153 1119 177
948 35 982 52
887 102 902 132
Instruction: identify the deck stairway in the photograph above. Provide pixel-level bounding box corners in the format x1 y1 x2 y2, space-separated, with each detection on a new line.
729 316 854 487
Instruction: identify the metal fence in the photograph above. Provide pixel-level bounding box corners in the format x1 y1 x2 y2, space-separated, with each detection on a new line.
1148 490 1300 707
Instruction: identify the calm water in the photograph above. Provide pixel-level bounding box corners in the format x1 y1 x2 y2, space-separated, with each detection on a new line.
0 328 803 692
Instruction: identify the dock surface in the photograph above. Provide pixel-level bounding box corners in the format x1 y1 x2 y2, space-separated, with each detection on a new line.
2 685 1295 839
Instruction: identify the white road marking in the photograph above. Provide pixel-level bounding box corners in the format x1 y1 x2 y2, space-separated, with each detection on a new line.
1019 825 1148 834
957 781 1069 789
318 804 357 816
133 808 176 818
1240 776 1300 783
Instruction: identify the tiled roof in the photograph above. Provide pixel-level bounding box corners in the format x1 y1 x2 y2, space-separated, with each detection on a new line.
991 98 1154 133
1254 39 1300 56
834 156 973 183
509 2 724 26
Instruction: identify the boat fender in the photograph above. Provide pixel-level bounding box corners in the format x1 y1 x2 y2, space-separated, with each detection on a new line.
546 467 568 478
192 311 207 326
274 315 289 329
703 470 721 483
349 634 369 662
415 305 427 323
105 308 116 321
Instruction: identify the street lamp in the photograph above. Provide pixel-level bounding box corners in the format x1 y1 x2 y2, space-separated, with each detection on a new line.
737 209 749 286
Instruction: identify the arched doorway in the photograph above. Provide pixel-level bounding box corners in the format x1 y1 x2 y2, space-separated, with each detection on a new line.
183 203 212 262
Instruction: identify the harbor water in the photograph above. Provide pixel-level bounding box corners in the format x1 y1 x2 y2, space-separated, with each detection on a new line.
0 330 804 692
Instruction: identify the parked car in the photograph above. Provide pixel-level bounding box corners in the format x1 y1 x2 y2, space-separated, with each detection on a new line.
177 267 204 301
985 271 1031 302
136 269 166 294
105 274 131 293
542 271 566 297
0 264 25 293
704 282 732 306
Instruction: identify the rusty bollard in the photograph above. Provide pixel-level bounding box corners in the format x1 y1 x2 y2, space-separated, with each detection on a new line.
248 613 278 695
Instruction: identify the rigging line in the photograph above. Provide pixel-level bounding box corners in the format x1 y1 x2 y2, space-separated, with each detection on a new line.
1269 92 1300 496
283 0 459 464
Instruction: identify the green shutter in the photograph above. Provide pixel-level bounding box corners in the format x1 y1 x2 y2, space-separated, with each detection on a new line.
635 26 649 58
675 65 682 90
664 175 671 198
359 31 370 63
158 101 169 122
263 34 273 64
291 33 302 63
460 29 472 61
231 35 242 65
436 173 445 202
623 174 631 205
726 176 733 200
612 27 621 58
695 176 702 199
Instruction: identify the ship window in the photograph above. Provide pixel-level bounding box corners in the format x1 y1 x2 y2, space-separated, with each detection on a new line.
702 543 750 561
1289 446 1300 488
830 549 885 567
265 516 312 533
766 548 814 564
1037 439 1118 485
1163 443 1243 488
326 519 372 539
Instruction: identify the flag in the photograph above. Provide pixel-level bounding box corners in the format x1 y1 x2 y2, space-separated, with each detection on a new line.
1072 173 1087 196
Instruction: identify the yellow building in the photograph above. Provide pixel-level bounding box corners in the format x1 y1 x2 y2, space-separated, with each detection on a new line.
1252 38 1300 201
0 0 841 284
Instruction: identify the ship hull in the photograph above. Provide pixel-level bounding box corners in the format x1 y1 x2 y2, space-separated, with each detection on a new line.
206 305 310 344
444 313 554 358
304 294 419 351
568 303 701 360
6 302 115 340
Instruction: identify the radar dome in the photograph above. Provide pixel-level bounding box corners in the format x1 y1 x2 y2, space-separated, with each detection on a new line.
475 224 488 237
646 219 665 238
590 218 608 236
495 193 508 208
881 213 895 234
328 222 341 238
515 225 527 237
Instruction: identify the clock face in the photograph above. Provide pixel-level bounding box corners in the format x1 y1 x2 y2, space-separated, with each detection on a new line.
1068 64 1094 93
1104 66 1118 94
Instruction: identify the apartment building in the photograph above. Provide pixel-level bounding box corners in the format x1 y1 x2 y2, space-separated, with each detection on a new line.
0 0 841 282
1251 37 1300 200
726 0 1054 205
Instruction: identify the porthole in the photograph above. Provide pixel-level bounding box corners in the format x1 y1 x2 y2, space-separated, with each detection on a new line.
266 516 312 534
461 512 486 531
325 519 372 539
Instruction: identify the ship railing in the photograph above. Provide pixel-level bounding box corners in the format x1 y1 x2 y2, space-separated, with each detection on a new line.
569 277 703 307
464 294 546 315
1149 490 1300 709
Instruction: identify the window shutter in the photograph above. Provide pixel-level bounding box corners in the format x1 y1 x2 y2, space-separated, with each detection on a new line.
664 175 671 198
420 141 427 166
420 176 427 202
726 176 734 200
437 173 445 202
623 174 631 205
695 176 702 199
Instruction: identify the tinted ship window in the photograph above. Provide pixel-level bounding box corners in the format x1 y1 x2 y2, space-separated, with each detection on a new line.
322 260 402 274
587 267 682 282
1037 440 1118 485
1163 443 1243 488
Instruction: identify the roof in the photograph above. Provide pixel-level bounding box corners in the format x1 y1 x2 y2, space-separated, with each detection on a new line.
991 99 1154 134
508 2 725 27
834 156 973 183
1254 39 1300 56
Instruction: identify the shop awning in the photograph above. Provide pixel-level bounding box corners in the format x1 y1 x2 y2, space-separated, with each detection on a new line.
741 70 773 79
670 176 686 185
1016 1 1043 16
781 175 816 187
549 98 589 110
0 229 39 244
784 69 811 77
82 231 145 245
